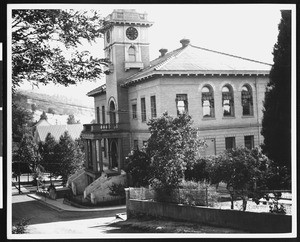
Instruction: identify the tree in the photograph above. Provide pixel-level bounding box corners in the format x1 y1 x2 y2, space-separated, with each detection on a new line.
40 111 48 121
261 11 291 174
146 112 204 192
12 9 109 91
12 101 34 143
13 133 42 189
67 114 76 124
126 148 151 187
39 133 59 181
206 147 278 211
31 103 37 113
47 107 55 115
54 131 84 185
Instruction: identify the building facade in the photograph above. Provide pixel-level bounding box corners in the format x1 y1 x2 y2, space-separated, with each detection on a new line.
79 9 271 191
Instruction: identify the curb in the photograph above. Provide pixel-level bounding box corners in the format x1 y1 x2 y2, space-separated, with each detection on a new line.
27 194 126 212
27 194 63 212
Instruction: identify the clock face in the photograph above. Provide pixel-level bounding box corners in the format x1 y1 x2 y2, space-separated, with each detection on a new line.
126 27 138 40
106 31 110 43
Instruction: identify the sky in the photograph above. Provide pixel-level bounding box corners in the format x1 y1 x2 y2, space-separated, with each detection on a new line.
13 4 287 105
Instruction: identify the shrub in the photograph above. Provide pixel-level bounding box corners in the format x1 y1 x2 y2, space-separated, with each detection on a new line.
109 183 125 197
12 218 30 234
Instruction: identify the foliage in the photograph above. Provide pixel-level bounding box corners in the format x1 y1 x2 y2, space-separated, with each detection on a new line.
48 107 55 115
40 111 48 120
12 9 107 91
146 112 204 193
12 94 34 143
12 218 30 234
31 103 37 112
125 148 151 187
67 114 79 124
13 133 41 175
206 147 272 211
184 157 211 182
109 183 126 197
53 131 84 184
261 10 291 173
39 133 59 179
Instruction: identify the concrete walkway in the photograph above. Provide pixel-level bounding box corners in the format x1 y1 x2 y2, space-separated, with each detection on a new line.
27 193 126 212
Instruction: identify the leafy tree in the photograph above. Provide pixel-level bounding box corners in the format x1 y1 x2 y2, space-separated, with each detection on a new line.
206 147 279 211
126 148 151 187
39 133 59 181
184 157 210 182
67 114 76 124
12 101 34 143
261 10 291 173
54 131 84 185
13 133 41 179
47 107 55 115
12 9 108 91
31 103 37 113
146 112 204 193
40 111 48 121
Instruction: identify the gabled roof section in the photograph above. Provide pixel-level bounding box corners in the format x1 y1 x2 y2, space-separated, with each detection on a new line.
36 124 83 142
121 44 272 87
87 84 106 97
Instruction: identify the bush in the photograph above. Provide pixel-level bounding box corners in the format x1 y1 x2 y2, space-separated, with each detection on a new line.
126 149 151 187
12 218 30 234
109 183 125 197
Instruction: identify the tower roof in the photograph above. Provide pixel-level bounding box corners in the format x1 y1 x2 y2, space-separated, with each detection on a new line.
121 41 272 87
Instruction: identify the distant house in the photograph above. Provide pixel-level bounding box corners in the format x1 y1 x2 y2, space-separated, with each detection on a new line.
34 124 83 143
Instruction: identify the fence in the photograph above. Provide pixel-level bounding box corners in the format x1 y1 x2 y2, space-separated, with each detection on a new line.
125 188 292 233
128 187 218 207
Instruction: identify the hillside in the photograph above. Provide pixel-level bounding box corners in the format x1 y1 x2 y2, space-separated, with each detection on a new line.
17 90 95 125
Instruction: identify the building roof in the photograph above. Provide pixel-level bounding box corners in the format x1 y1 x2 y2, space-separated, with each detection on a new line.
33 119 51 127
86 84 106 97
35 124 83 142
121 42 272 87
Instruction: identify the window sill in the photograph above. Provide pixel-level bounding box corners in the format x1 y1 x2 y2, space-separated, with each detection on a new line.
202 117 216 121
242 115 254 118
222 116 236 119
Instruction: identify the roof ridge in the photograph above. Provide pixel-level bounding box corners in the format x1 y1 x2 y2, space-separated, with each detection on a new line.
190 44 272 66
155 47 186 70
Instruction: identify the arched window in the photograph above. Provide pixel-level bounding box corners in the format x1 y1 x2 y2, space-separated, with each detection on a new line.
241 85 253 116
109 100 116 127
128 46 136 62
222 85 234 117
202 86 214 118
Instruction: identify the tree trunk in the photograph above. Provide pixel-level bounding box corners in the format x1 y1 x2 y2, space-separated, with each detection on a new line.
242 196 248 211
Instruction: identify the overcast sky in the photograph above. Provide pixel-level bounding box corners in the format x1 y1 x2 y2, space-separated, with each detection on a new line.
14 4 288 105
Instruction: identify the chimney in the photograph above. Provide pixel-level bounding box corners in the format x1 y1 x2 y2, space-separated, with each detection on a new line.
159 48 168 57
180 38 190 47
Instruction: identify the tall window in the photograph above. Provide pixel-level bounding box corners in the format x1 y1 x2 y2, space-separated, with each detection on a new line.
176 94 188 115
128 46 136 62
141 97 146 122
202 86 214 118
150 95 157 118
225 137 236 150
244 135 254 150
133 140 138 149
96 107 100 123
242 85 253 116
102 106 106 124
132 104 137 119
222 85 234 117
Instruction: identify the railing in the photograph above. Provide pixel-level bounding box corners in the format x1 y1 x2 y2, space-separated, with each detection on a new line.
83 123 119 132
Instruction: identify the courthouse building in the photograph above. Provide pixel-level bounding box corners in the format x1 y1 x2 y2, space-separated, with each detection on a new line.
74 9 271 196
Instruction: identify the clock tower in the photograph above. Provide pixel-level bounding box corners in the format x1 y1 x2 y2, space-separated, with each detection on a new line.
100 9 153 128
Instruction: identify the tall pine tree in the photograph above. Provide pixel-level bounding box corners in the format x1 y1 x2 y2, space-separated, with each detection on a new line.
261 11 291 172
